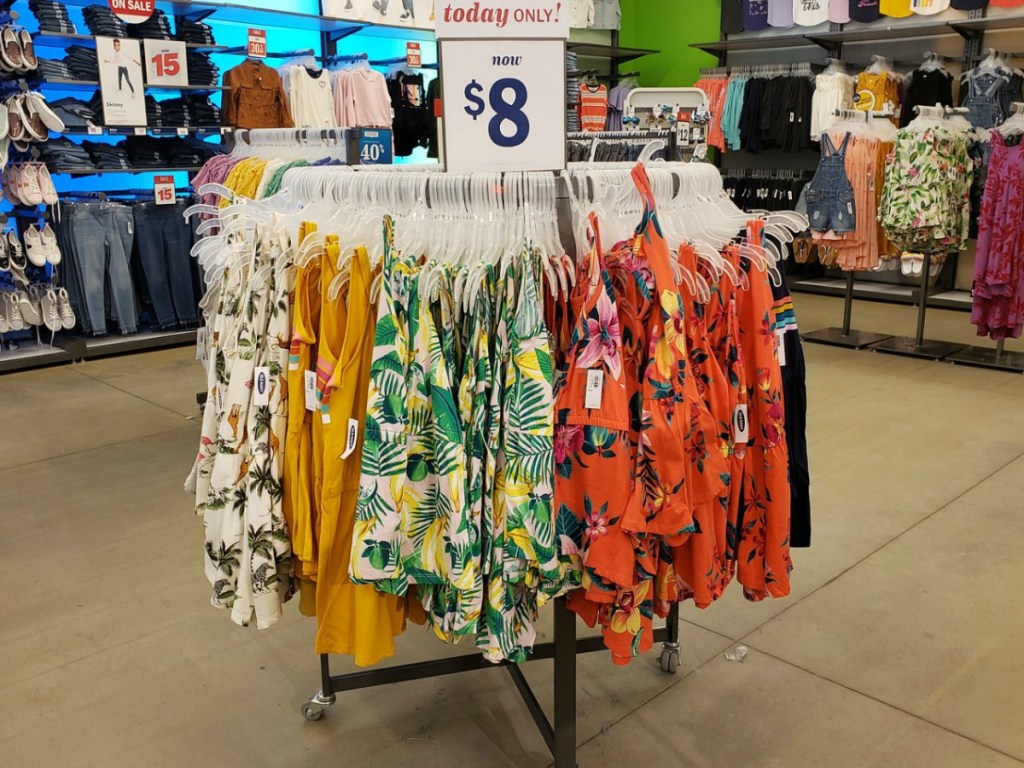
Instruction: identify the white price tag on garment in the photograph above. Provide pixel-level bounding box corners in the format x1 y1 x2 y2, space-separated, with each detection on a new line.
776 329 787 367
584 368 604 410
733 404 749 445
195 327 207 361
441 38 565 172
341 418 359 459
321 409 331 425
304 370 318 412
253 366 271 407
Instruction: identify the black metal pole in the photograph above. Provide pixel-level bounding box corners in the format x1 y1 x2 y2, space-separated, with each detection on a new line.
320 654 333 697
506 665 556 755
914 253 933 348
553 598 577 768
667 603 680 644
841 269 855 336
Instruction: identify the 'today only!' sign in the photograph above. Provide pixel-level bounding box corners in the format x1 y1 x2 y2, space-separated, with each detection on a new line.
438 1 567 173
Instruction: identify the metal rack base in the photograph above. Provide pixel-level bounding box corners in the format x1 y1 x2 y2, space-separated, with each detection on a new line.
948 345 1024 374
301 598 682 768
871 336 967 361
801 327 893 349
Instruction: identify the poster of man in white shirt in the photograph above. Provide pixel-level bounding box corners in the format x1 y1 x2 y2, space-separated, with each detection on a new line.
321 0 436 28
97 36 146 126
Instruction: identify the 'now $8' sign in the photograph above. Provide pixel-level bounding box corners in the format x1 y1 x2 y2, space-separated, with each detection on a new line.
441 39 565 173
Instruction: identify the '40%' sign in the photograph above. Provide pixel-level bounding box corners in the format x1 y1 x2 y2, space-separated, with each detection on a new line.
440 39 565 173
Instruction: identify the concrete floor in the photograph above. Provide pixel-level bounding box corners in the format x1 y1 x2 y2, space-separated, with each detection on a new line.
2 292 1023 768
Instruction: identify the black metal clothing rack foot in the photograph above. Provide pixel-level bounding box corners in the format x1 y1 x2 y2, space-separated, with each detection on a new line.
872 253 967 360
301 599 682 768
801 270 893 349
948 339 1024 373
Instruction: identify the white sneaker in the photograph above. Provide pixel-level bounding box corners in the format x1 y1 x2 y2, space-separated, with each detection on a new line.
36 164 57 205
3 291 24 330
57 287 76 330
18 96 47 142
26 92 63 133
41 223 60 264
0 28 23 73
39 286 60 332
18 30 37 73
18 163 43 205
7 230 28 284
0 300 8 333
17 288 40 325
24 224 46 267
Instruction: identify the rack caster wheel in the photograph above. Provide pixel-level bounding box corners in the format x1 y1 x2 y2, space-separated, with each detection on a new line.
659 643 680 674
301 691 335 721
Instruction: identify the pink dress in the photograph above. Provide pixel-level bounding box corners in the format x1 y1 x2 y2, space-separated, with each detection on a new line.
973 132 1024 341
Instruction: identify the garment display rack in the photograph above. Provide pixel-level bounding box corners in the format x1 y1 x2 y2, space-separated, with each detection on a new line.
872 106 972 361
567 129 679 161
304 600 682 768
802 109 896 350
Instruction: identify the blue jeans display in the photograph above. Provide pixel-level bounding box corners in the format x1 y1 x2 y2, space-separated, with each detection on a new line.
133 202 198 329
805 131 856 235
60 204 138 336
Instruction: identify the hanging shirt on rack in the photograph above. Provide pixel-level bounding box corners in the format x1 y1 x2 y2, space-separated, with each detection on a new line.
910 0 950 12
879 0 913 15
951 0 986 7
388 70 431 156
743 0 770 30
793 0 829 25
222 60 294 130
723 0 746 32
849 0 882 21
578 83 609 133
333 66 393 128
570 0 596 27
768 0 795 26
829 0 852 20
282 65 336 129
899 68 953 127
811 70 855 140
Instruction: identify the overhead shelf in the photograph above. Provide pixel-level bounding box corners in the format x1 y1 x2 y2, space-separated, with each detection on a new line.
807 21 955 45
566 43 659 62
690 34 818 54
949 13 1024 37
31 31 228 51
49 166 206 176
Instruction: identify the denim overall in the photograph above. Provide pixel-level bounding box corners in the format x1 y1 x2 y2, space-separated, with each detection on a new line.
805 131 856 234
964 72 1007 130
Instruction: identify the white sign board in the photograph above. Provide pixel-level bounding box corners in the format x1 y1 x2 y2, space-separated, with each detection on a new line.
96 36 146 126
322 0 436 29
441 38 565 172
144 39 189 88
435 0 569 38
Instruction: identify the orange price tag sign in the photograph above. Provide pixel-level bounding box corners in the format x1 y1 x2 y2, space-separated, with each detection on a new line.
247 28 267 58
406 42 422 68
154 175 176 205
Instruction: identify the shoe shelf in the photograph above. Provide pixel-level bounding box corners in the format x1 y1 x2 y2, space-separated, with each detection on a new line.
31 31 229 53
68 327 197 360
0 336 77 374
30 77 225 93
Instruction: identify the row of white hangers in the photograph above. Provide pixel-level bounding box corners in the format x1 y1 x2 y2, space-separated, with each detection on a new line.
185 149 809 314
828 107 899 141
965 49 1023 81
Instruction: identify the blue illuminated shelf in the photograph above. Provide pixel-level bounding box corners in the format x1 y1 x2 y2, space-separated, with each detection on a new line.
30 77 224 92
32 31 228 52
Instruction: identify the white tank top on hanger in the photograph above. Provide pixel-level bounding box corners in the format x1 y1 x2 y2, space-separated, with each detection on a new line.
909 0 950 13
768 0 795 26
793 0 829 26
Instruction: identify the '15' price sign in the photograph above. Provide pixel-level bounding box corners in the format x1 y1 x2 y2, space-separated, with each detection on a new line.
441 39 565 173
154 175 176 205
143 39 188 87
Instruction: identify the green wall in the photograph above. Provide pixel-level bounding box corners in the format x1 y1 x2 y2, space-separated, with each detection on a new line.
619 0 722 87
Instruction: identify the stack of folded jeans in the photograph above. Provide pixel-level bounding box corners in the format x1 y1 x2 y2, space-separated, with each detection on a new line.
38 137 95 172
156 97 193 128
82 6 127 37
36 58 74 80
176 18 216 46
64 46 99 81
185 52 219 87
29 0 77 35
81 140 132 170
122 135 166 168
145 96 163 128
187 95 221 126
127 9 173 40
52 202 138 336
49 97 99 130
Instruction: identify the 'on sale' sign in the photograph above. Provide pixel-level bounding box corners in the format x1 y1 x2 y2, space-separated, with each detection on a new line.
108 0 155 24
435 0 569 38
